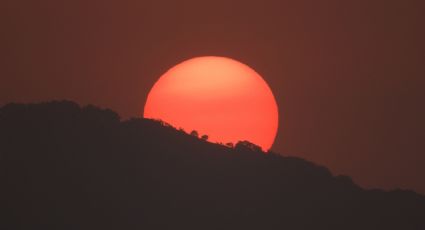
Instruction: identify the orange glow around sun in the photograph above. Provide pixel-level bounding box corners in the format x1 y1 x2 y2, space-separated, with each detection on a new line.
143 56 279 151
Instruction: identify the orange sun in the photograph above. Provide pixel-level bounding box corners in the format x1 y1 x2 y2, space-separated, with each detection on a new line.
143 56 279 151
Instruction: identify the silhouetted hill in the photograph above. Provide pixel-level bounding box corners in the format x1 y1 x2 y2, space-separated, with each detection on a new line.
1 101 424 230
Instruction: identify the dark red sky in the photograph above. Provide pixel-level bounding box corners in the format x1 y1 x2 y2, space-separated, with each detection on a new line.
1 0 424 194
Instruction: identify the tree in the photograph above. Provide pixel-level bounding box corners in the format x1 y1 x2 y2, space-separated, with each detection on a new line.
235 140 262 152
190 130 199 138
201 134 209 141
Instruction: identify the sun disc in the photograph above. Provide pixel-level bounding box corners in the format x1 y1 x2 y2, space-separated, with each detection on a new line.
144 56 279 151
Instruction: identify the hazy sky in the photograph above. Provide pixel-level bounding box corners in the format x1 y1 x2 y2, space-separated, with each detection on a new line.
1 0 424 194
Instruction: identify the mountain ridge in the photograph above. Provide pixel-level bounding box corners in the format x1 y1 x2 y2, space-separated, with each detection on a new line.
1 101 424 229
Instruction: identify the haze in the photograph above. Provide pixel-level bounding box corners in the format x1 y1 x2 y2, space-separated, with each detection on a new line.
1 0 424 194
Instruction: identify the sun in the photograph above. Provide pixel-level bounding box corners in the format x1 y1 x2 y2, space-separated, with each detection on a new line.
143 56 279 151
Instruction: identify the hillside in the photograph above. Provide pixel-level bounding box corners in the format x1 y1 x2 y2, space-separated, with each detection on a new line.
1 101 424 230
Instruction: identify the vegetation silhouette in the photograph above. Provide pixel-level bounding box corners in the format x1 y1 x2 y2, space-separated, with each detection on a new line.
190 130 199 137
200 134 209 141
1 101 424 230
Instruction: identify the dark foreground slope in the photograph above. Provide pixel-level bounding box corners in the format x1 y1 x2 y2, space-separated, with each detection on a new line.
1 101 424 230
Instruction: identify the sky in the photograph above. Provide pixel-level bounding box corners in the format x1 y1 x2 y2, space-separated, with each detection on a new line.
1 0 424 194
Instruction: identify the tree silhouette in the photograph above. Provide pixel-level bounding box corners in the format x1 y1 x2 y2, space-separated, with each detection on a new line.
190 130 199 137
201 134 209 141
226 142 234 148
235 140 262 152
